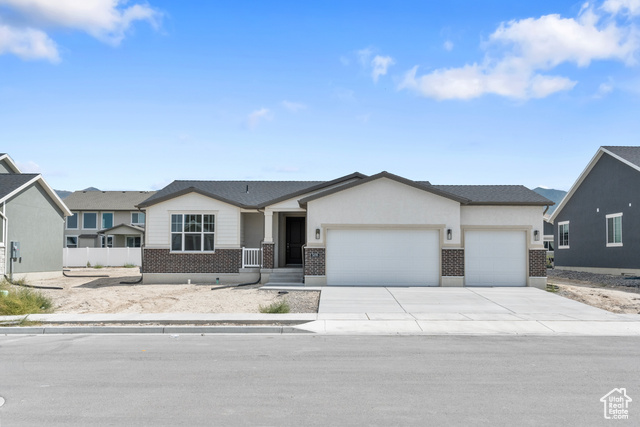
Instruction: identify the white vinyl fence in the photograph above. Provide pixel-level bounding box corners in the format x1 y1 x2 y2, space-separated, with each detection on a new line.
63 247 142 267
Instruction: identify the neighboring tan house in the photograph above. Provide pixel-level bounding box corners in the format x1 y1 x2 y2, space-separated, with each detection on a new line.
137 171 553 287
550 146 640 275
63 190 156 249
0 153 71 280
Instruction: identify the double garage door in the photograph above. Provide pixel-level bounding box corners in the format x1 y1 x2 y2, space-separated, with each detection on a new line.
325 228 527 287
326 229 440 286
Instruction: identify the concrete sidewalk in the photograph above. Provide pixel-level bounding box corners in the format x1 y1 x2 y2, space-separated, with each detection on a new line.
1 287 639 336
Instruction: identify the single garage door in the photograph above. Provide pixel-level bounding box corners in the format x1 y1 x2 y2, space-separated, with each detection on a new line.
465 230 526 287
326 228 439 286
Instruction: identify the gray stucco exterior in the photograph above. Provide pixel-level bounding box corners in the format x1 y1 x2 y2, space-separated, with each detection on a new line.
6 182 65 275
554 152 640 270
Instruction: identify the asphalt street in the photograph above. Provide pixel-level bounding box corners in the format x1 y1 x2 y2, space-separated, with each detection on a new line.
0 335 637 426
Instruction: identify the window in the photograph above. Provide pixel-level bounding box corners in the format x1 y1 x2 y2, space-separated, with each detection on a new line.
101 212 113 230
170 213 215 252
100 235 114 248
558 221 569 248
544 241 554 251
66 236 78 248
126 236 141 248
131 212 145 226
83 212 97 230
66 213 78 229
606 213 623 247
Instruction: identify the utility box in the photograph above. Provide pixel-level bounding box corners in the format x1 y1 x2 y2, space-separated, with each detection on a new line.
10 241 20 259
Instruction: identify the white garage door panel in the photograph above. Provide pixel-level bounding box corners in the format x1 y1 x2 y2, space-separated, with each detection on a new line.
465 230 526 287
326 229 439 286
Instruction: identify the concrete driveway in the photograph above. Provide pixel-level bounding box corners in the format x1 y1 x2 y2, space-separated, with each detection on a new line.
304 287 640 335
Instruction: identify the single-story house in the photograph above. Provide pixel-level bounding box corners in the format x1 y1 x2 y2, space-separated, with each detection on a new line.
550 146 640 275
137 171 553 287
0 153 72 280
63 190 156 249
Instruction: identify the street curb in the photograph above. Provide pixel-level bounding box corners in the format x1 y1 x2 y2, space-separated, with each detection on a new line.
0 325 314 335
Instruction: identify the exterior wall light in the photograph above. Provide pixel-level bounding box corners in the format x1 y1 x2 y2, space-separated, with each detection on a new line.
315 228 321 240
534 230 540 241
446 229 452 240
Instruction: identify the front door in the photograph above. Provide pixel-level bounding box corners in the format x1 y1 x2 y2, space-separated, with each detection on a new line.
285 217 305 265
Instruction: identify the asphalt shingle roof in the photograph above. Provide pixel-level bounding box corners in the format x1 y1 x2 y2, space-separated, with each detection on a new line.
0 173 39 200
603 146 640 169
64 191 157 210
429 184 553 205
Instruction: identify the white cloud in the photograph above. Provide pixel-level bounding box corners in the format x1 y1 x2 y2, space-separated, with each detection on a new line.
16 160 42 173
595 80 614 97
443 40 454 51
602 0 640 16
0 0 160 61
246 108 273 129
0 24 59 62
399 4 639 100
281 100 306 112
371 55 395 82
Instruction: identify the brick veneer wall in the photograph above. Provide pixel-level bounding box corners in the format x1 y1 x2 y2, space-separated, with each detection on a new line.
529 249 547 277
442 249 464 276
304 248 325 276
262 243 274 269
143 249 241 274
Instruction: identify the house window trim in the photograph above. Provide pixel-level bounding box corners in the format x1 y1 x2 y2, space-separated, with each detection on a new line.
66 212 79 230
169 212 216 253
83 212 98 230
101 212 114 230
66 235 79 248
131 212 145 226
558 221 570 249
606 213 623 247
100 234 114 248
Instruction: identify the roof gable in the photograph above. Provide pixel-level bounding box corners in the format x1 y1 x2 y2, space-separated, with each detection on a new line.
0 173 72 216
0 154 21 173
550 146 640 223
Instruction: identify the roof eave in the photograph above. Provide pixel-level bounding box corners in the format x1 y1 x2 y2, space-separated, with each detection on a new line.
137 186 249 209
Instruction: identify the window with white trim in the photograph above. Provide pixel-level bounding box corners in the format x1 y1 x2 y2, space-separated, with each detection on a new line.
66 213 78 229
101 212 113 230
66 236 78 248
606 213 623 247
558 221 569 248
131 212 145 226
83 212 97 230
100 235 114 248
126 236 141 248
170 214 215 252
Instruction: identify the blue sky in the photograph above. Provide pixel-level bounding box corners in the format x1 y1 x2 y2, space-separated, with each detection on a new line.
1 0 640 192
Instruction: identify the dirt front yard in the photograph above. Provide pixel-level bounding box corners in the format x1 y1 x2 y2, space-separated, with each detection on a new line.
27 268 319 314
547 270 640 314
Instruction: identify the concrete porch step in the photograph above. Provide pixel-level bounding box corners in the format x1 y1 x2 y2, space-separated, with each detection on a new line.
267 268 304 285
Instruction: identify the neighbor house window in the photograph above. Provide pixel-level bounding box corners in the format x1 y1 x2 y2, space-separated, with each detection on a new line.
131 212 145 226
170 214 215 252
100 235 114 248
66 213 78 229
606 213 623 247
558 221 569 248
66 236 78 248
101 212 113 230
83 212 97 230
126 236 141 248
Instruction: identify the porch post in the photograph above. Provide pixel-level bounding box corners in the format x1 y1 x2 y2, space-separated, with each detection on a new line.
262 210 275 269
263 210 274 243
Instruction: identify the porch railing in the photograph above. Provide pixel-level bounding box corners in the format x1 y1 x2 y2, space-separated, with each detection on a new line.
242 247 262 268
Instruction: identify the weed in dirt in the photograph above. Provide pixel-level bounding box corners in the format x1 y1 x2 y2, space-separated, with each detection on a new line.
0 279 54 315
94 264 104 269
259 299 290 314
123 263 137 268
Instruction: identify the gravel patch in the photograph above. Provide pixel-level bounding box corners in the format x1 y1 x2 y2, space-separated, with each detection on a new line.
548 269 640 288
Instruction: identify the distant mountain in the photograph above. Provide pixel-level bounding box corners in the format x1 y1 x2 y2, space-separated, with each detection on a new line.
533 187 567 215
55 190 71 199
82 187 100 191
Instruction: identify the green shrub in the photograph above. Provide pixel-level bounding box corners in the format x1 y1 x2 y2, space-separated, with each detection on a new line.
123 263 136 268
94 264 104 269
259 299 290 314
0 280 54 315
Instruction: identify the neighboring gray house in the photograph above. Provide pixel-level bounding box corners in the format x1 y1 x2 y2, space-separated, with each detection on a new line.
550 146 640 275
138 171 552 287
63 190 156 249
0 153 72 280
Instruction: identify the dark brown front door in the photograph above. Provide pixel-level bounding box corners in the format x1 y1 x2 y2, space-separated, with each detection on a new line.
286 217 305 265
